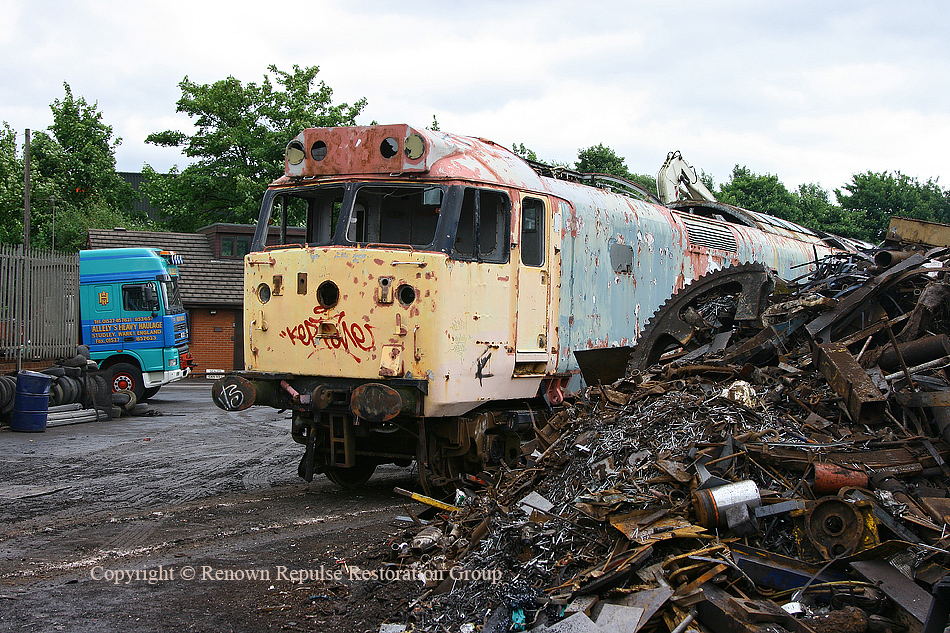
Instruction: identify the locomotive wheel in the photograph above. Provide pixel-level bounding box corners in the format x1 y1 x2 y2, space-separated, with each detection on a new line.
628 263 774 371
325 461 377 489
416 435 465 499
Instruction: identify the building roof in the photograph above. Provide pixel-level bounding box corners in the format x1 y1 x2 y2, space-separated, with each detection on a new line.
87 228 242 307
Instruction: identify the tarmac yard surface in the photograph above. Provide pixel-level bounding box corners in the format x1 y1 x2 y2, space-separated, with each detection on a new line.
0 382 416 632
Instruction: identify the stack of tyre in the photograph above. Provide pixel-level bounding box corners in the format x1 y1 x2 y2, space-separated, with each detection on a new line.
0 345 131 424
0 374 17 419
43 367 112 409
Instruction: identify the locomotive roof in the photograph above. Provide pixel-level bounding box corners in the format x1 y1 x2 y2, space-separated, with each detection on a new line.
273 124 835 250
275 124 547 191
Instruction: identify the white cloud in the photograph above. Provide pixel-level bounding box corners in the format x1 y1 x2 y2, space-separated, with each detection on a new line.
2 0 950 193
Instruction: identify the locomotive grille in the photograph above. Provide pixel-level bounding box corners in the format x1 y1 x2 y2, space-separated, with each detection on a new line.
681 216 738 252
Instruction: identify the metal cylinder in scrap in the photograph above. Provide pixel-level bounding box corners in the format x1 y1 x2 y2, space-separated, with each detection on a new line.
812 462 868 495
10 370 52 432
692 480 761 528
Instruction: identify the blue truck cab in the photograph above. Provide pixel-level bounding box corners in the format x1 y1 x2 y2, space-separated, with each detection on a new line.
78 248 194 401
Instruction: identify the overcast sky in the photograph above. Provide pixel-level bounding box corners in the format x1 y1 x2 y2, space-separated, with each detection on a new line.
3 1 949 194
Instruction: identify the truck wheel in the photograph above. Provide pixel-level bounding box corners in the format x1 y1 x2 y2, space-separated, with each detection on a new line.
110 363 146 403
142 386 161 401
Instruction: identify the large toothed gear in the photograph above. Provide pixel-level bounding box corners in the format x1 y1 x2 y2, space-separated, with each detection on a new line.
627 263 775 371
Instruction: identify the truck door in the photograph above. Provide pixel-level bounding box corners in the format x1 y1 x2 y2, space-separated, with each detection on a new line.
120 281 161 350
515 195 552 364
83 284 120 349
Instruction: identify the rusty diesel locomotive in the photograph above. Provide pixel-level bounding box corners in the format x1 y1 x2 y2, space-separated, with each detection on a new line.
211 124 840 491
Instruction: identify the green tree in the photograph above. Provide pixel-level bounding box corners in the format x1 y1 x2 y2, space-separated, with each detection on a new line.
717 166 799 223
44 84 136 214
574 143 656 196
512 142 538 161
576 143 631 178
0 124 24 244
1 85 143 250
144 64 367 232
790 182 865 240
627 172 659 196
835 170 950 241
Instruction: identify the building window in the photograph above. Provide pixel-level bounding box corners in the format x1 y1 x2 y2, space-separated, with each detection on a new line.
220 236 251 258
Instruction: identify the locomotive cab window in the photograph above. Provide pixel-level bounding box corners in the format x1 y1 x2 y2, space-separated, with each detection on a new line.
520 197 545 266
346 185 443 247
289 187 344 246
257 187 345 249
453 188 510 264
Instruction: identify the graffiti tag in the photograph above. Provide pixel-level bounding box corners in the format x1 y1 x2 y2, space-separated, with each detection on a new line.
279 307 376 363
218 384 244 411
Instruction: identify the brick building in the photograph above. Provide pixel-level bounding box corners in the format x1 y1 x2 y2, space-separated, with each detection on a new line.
87 224 303 375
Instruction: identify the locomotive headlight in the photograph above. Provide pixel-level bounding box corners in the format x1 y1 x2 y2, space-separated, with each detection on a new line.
404 133 425 160
285 141 305 165
317 280 339 308
257 283 271 304
397 284 416 306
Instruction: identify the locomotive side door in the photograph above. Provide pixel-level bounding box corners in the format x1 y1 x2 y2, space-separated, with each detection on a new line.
515 195 552 363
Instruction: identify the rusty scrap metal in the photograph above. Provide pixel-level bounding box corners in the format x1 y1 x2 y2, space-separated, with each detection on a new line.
814 342 887 424
376 235 950 633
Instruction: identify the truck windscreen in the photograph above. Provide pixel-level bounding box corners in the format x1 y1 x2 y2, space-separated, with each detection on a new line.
161 279 185 315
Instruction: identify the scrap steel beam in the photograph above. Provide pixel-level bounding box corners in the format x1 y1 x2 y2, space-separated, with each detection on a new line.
815 342 887 425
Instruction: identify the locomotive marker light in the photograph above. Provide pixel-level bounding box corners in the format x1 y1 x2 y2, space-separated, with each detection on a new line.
256 283 271 304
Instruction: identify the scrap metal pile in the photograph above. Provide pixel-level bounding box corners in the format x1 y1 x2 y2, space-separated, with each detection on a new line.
382 219 950 633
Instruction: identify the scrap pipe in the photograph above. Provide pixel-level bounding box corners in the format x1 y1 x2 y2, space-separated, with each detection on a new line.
670 613 696 633
879 334 950 371
874 250 914 268
883 355 950 381
280 380 300 398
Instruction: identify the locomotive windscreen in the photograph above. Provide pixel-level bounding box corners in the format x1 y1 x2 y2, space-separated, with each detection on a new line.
347 185 443 247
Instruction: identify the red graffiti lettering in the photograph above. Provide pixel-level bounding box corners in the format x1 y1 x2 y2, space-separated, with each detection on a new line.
279 308 376 362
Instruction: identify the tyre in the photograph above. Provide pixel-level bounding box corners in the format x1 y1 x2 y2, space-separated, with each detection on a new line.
141 386 161 401
109 363 146 402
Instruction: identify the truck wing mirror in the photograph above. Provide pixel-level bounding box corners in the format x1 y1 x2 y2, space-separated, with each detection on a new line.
144 284 159 313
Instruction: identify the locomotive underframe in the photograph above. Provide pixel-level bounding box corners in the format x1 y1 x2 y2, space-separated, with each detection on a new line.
224 371 554 492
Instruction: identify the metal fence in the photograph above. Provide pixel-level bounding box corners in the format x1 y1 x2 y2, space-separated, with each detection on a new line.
0 244 79 365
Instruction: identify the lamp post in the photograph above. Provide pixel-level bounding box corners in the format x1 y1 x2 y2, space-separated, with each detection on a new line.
45 197 57 250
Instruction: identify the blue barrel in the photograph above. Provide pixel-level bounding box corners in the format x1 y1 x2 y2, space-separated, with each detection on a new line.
10 370 52 433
